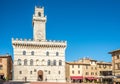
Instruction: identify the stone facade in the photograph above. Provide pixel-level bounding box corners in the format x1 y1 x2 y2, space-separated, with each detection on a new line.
109 49 120 83
0 54 12 80
12 6 67 82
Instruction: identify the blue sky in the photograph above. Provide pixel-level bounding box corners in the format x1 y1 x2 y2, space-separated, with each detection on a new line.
0 0 120 62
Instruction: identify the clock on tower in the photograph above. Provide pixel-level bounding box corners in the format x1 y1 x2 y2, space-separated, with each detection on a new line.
32 6 47 41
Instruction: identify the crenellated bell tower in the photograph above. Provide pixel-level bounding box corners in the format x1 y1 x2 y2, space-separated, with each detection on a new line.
32 6 47 41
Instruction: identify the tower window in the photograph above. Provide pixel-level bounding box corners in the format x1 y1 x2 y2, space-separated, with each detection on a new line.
38 12 41 17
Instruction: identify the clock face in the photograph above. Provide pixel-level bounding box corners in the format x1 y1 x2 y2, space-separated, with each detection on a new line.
37 31 43 39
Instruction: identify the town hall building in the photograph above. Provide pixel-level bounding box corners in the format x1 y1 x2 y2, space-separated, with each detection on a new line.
12 6 67 82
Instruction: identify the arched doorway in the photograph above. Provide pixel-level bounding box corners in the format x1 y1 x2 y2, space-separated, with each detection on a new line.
38 70 43 81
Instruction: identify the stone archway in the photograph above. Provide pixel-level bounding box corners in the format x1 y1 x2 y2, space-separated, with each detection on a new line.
38 70 43 81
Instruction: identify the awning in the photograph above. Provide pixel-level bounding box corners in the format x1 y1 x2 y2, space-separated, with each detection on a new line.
85 77 98 80
70 76 83 80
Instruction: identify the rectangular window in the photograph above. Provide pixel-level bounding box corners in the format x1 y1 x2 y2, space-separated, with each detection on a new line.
0 65 3 70
48 71 51 74
78 65 80 68
86 65 88 69
86 72 89 75
117 64 120 69
0 59 2 63
72 65 74 68
117 55 119 59
78 70 80 74
91 67 93 70
91 72 94 75
72 70 74 74
19 71 22 74
99 65 101 68
30 71 32 74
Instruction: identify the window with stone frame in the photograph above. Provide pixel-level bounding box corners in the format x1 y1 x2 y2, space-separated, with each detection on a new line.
23 51 26 55
19 71 22 74
72 70 74 74
38 12 41 17
17 59 22 65
48 71 50 74
47 60 51 66
86 72 89 75
56 52 59 56
99 65 101 68
24 59 27 65
0 65 3 70
31 51 34 55
30 71 32 74
0 59 2 63
117 63 120 70
117 55 120 59
78 70 80 74
46 51 49 56
72 65 74 68
30 59 33 66
86 65 88 69
53 60 56 66
91 72 94 75
58 71 61 74
59 60 62 66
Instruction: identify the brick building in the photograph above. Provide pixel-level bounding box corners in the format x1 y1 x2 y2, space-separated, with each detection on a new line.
0 54 13 80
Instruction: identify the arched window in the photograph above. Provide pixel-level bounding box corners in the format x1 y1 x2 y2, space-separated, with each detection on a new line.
38 12 41 17
53 60 56 66
41 59 45 65
19 71 22 74
58 71 61 74
36 59 39 65
23 51 26 55
30 71 32 74
47 60 50 66
31 51 34 55
48 71 50 74
46 51 49 56
30 59 33 66
56 52 59 56
24 59 27 65
59 60 62 66
17 59 21 65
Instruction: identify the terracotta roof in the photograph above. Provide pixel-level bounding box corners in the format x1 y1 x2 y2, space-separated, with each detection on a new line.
109 49 120 54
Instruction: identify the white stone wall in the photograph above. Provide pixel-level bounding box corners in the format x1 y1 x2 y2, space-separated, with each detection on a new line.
13 40 66 82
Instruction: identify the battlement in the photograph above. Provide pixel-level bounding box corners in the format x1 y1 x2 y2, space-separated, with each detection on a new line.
12 38 66 43
12 38 67 48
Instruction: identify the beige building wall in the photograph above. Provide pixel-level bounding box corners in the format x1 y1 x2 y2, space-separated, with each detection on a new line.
66 58 112 82
0 55 12 80
109 50 120 83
